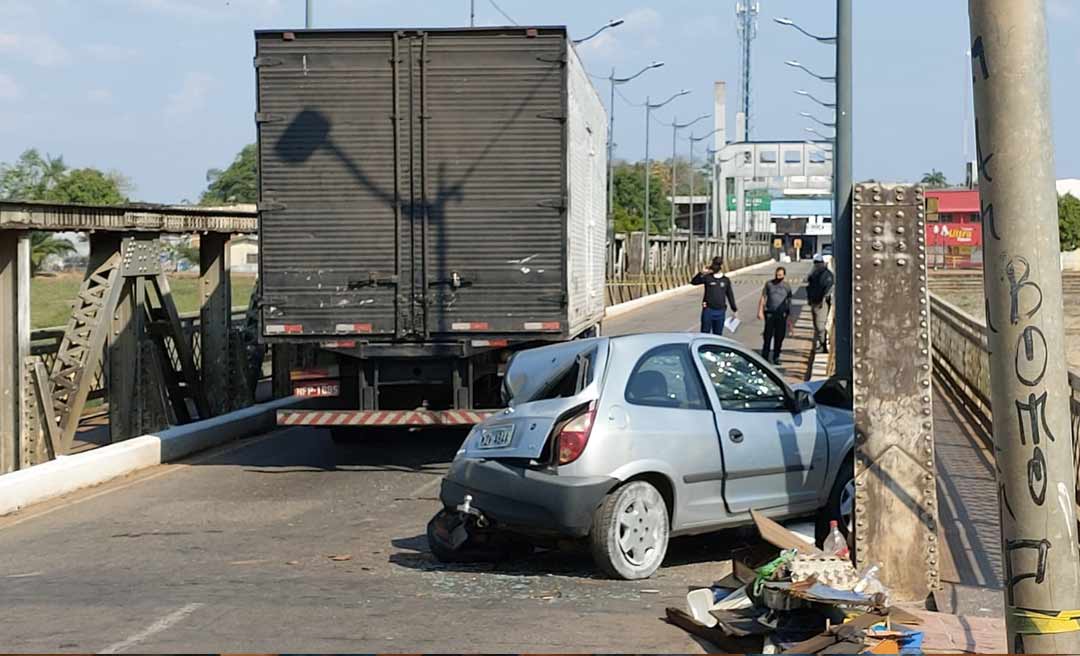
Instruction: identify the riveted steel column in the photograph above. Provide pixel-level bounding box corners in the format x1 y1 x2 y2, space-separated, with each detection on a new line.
851 183 939 603
0 231 30 473
968 2 1080 651
200 233 232 416
103 233 142 442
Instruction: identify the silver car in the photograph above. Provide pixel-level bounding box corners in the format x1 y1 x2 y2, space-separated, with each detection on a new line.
431 333 855 580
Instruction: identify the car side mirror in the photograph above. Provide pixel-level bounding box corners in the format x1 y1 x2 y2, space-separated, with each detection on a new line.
792 389 816 413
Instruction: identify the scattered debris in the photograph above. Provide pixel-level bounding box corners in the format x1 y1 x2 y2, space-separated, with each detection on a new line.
666 513 926 654
640 589 660 594
286 560 300 566
328 554 353 562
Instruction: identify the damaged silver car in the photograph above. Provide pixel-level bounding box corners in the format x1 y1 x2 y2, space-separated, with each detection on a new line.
428 333 855 580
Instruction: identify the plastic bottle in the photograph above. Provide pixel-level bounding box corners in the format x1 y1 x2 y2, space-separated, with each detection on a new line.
823 520 850 559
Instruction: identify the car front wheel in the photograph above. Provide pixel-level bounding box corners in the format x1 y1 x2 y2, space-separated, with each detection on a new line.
589 481 669 580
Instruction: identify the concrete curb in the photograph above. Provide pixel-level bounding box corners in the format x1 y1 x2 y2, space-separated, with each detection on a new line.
0 396 308 517
603 259 777 320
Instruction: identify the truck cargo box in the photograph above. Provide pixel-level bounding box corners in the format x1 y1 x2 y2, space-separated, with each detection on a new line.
255 27 607 344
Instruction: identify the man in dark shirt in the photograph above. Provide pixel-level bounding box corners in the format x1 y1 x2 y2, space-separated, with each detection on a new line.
757 266 793 365
691 256 738 334
806 254 835 353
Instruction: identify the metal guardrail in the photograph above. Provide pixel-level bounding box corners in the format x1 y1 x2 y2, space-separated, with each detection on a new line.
29 307 257 411
929 292 1080 441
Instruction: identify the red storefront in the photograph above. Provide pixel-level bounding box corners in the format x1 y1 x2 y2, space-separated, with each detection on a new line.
925 190 982 269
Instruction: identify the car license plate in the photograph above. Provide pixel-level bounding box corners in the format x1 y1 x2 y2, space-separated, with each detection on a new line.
477 425 514 449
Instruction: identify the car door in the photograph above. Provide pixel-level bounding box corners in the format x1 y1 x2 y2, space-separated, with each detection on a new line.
618 343 728 527
691 340 827 514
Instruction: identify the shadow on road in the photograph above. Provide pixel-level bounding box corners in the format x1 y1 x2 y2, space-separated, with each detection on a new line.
388 525 769 581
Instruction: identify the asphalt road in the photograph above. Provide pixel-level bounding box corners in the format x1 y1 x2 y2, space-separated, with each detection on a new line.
0 261 826 653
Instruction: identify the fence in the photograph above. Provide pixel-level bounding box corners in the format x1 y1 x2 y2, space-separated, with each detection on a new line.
29 307 267 421
606 232 773 306
929 293 1080 461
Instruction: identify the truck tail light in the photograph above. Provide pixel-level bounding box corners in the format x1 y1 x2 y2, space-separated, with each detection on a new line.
557 403 596 466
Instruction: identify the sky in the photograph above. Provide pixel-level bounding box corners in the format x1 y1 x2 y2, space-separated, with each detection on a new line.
1 0 1079 204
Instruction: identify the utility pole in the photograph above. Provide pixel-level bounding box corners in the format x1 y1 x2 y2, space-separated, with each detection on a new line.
470 0 476 27
834 0 853 378
306 0 313 28
968 1 1080 652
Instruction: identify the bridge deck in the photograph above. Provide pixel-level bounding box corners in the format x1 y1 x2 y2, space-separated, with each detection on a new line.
0 201 257 234
0 261 1006 652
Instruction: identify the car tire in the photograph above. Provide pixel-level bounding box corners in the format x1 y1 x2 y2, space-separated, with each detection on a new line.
589 481 669 580
816 454 855 549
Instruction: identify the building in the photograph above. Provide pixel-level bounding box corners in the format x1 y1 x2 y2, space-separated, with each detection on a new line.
769 198 833 260
230 235 259 274
925 189 982 269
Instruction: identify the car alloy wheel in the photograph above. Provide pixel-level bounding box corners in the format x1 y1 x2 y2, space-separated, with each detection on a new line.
617 488 665 567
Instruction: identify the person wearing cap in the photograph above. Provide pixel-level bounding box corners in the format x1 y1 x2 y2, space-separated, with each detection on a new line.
691 256 738 334
806 253 835 354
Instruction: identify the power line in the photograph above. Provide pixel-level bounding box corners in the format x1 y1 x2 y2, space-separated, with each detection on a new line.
615 87 645 108
488 0 518 25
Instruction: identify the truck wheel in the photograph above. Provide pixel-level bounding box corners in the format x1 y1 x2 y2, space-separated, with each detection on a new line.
589 481 669 580
817 454 855 548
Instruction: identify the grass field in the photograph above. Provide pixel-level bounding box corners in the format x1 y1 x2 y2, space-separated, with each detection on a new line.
31 273 257 329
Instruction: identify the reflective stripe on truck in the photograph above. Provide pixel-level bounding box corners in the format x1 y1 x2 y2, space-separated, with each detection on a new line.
277 410 496 427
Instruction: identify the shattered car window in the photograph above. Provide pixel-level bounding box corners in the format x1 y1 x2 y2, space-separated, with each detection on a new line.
698 347 788 411
625 345 708 410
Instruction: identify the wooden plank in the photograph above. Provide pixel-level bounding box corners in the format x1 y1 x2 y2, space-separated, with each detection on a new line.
751 509 827 555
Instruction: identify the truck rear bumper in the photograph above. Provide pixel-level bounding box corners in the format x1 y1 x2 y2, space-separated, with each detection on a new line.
277 409 496 427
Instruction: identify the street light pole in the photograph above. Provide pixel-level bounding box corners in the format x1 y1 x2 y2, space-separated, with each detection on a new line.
689 129 721 266
669 114 710 267
642 90 691 278
306 0 313 28
834 0 853 378
470 0 475 27
968 1 1080 651
606 62 664 278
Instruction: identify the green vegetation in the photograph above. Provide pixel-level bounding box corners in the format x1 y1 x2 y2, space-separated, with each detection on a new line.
1060 193 1080 253
921 169 949 189
31 274 257 329
201 144 258 205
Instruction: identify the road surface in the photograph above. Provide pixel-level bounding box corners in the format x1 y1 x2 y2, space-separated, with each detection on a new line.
0 260 1003 651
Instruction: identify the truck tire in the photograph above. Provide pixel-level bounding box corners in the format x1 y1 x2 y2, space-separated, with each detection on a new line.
816 454 855 549
589 481 669 580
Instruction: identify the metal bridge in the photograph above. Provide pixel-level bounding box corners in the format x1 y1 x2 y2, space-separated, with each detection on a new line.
0 189 1059 651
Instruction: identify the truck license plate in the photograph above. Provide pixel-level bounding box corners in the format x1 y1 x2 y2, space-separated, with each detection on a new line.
477 425 514 449
294 382 340 398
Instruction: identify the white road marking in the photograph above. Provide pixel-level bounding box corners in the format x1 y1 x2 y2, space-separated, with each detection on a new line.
100 603 204 654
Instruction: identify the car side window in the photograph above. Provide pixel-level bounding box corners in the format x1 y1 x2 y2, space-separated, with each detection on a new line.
697 346 789 412
625 344 709 410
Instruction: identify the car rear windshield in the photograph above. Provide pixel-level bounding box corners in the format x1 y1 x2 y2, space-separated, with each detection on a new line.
507 346 597 404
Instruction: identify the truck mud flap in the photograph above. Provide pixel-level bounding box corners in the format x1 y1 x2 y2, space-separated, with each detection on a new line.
277 409 496 427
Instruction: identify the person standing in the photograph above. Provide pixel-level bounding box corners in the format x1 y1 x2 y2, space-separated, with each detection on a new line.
757 267 793 365
806 254 835 353
691 256 738 334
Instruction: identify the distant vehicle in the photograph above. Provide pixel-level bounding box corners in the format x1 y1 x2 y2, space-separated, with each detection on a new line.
430 333 855 580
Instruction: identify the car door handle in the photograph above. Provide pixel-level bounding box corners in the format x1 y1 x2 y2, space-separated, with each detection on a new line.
729 429 744 444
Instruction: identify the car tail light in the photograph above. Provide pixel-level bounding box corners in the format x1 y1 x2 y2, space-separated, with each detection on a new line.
557 403 596 466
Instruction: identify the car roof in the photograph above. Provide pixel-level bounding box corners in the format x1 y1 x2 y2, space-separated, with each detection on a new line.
608 332 746 350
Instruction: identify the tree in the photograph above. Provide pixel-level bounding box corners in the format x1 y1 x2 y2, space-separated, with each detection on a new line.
0 149 66 200
29 232 75 275
612 161 669 234
1 149 128 275
201 144 257 205
921 169 948 189
47 168 127 205
1060 193 1080 253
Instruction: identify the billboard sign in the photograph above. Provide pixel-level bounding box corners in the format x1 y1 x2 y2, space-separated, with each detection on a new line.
927 222 982 246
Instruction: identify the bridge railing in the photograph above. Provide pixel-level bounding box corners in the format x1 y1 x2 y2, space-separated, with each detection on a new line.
929 292 1080 446
606 232 773 306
